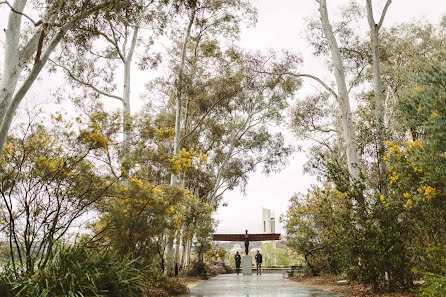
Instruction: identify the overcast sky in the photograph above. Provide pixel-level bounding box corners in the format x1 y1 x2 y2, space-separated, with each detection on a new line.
1 0 445 236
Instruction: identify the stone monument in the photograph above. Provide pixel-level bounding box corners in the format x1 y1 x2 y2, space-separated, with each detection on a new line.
212 230 280 275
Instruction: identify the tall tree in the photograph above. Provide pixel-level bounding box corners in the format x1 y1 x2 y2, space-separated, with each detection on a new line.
366 0 392 198
316 0 361 182
0 0 140 158
164 0 256 275
53 0 165 177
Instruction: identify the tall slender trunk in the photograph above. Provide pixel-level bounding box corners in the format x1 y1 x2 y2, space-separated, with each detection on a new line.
0 0 28 156
121 59 131 177
318 0 361 182
184 233 193 267
174 230 181 270
0 1 109 156
0 0 27 125
165 8 196 276
180 227 189 267
120 23 139 177
366 0 391 198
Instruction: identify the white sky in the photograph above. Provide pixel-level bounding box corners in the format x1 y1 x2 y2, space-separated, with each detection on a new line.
1 1 445 235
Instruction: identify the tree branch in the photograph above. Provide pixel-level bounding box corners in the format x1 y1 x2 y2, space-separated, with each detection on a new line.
1 0 42 26
50 59 123 102
378 0 392 29
256 70 339 102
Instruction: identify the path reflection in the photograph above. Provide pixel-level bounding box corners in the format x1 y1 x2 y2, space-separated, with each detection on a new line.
179 273 343 297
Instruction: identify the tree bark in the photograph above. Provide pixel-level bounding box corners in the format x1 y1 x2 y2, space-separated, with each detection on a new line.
366 0 391 198
166 8 196 276
120 22 140 177
180 228 188 267
0 0 28 155
0 1 109 156
318 0 361 182
174 230 182 271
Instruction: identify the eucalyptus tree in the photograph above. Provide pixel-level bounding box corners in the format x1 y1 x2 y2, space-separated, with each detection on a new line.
365 0 392 198
0 0 142 158
314 0 362 182
379 20 446 137
203 49 300 205
162 0 256 276
296 0 392 195
156 46 300 268
51 0 168 177
263 1 366 184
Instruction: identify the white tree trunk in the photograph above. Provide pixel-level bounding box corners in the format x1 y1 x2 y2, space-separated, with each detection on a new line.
366 0 391 197
0 0 28 155
121 59 131 176
180 229 188 267
174 230 182 270
0 1 108 156
318 0 361 181
166 9 196 276
120 24 140 177
183 234 193 268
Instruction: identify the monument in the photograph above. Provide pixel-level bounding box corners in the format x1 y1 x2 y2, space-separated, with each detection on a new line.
213 230 281 275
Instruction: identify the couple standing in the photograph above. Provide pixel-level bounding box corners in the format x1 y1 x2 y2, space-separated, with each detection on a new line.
234 251 263 275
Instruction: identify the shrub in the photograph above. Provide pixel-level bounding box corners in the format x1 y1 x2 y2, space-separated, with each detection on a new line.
186 261 208 279
146 269 189 296
0 245 147 297
208 264 226 276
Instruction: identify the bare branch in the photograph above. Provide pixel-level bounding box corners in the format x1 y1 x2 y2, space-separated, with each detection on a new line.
347 64 366 94
378 0 392 29
50 59 123 102
96 27 125 61
1 0 42 26
256 70 339 102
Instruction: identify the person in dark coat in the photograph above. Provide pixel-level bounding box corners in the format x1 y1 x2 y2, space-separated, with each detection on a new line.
234 251 242 275
255 250 263 275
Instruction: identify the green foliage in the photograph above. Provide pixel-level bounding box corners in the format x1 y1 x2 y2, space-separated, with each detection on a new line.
0 245 147 297
257 242 304 267
145 269 189 296
418 273 446 297
204 246 226 264
94 181 213 269
184 261 208 279
284 33 446 292
0 118 112 275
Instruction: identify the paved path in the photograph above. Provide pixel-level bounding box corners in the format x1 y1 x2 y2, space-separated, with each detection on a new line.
179 274 343 297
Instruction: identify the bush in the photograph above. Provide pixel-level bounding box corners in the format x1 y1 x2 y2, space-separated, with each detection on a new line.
186 261 208 279
0 245 147 297
146 269 189 296
208 263 226 276
224 264 234 274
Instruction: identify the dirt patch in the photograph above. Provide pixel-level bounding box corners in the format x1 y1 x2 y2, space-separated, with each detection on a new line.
177 276 204 289
292 276 416 297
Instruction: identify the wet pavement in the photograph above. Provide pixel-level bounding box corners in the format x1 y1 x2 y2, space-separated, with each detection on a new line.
179 273 343 297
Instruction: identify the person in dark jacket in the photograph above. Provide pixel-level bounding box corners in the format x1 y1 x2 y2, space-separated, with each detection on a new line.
255 250 263 275
234 251 241 275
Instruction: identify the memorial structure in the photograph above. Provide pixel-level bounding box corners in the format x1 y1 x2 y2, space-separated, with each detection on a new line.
213 230 281 275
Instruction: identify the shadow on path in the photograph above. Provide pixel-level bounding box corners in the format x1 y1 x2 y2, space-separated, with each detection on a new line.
179 273 344 297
